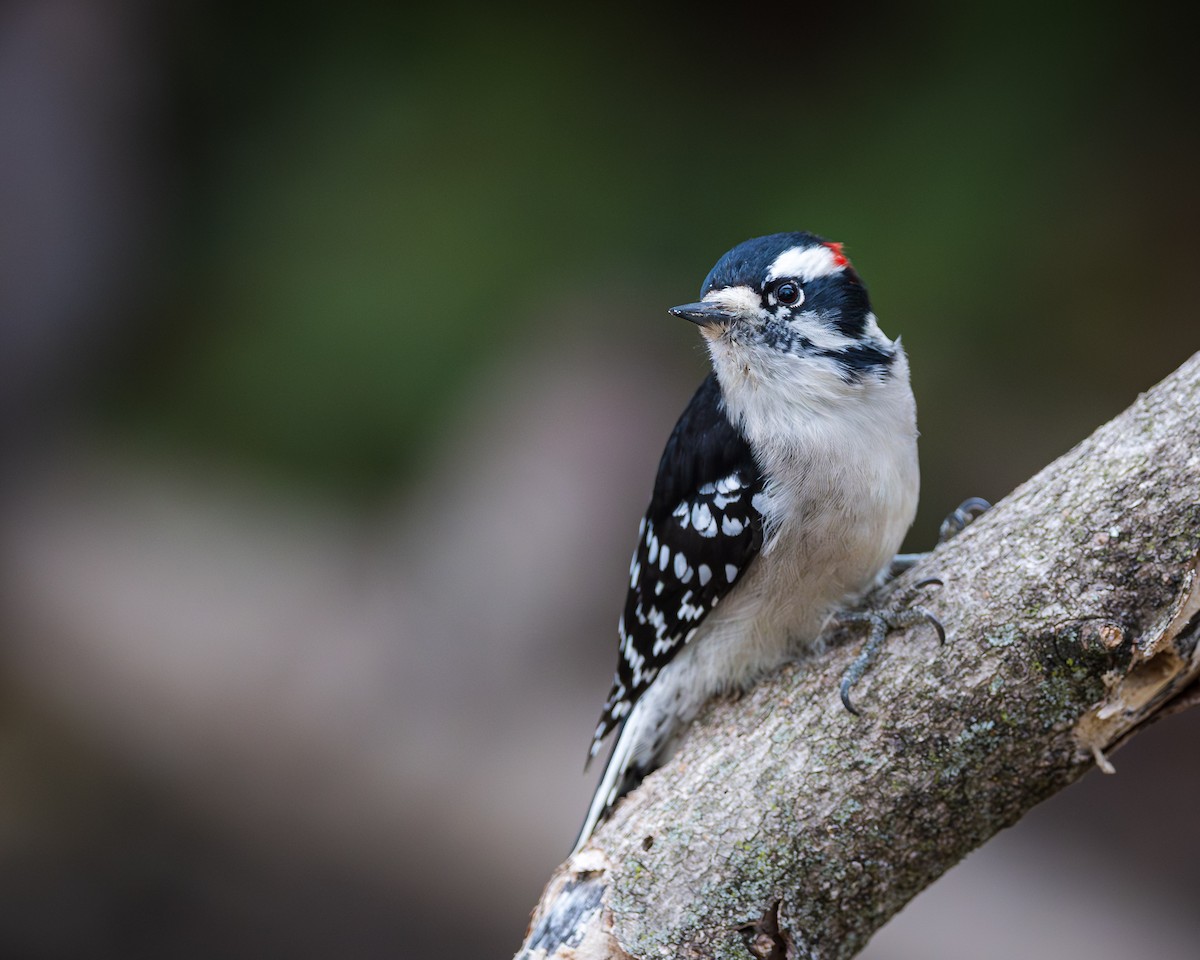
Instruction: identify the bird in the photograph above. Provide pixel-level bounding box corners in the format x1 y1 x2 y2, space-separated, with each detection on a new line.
574 231 921 853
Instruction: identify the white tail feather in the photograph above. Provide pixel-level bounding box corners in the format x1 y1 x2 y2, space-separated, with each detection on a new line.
571 707 647 855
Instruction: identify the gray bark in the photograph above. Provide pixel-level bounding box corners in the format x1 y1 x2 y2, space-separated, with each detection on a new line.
516 352 1200 960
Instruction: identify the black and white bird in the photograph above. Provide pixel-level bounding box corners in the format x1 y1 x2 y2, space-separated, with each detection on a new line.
575 232 921 852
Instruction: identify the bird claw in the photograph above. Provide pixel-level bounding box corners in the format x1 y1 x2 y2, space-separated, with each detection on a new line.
887 498 990 579
938 496 991 544
856 499 980 710
837 581 945 715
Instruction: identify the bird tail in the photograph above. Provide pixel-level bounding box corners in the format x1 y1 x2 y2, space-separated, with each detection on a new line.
571 708 646 856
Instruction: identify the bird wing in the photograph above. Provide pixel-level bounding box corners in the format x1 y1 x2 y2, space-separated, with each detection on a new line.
588 373 765 760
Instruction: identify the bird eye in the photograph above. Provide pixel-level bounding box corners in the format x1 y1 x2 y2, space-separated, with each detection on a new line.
775 281 802 306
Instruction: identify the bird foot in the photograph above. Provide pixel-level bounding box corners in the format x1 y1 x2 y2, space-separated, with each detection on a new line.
888 497 992 578
837 579 945 715
938 496 992 544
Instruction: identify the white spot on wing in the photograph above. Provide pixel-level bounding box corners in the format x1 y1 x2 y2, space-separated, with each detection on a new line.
725 563 738 582
678 597 705 620
698 564 712 586
647 606 666 638
722 515 744 536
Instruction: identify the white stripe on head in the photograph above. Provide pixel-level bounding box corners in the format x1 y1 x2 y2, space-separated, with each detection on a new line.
765 244 846 283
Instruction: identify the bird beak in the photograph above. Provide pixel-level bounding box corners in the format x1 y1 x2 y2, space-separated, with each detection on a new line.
668 301 735 327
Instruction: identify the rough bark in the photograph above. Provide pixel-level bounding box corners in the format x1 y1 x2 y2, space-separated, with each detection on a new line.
516 352 1200 960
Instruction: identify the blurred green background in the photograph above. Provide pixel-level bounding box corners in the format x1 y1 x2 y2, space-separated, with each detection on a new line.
102 1 1195 518
1 2 1197 958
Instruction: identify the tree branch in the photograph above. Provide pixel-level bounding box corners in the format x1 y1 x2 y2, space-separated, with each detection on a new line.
516 352 1200 960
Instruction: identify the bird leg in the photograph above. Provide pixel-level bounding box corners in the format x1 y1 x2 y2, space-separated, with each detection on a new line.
837 578 946 715
887 496 992 578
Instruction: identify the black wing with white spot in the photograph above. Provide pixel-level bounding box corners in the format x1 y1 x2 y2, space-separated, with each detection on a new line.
589 373 765 758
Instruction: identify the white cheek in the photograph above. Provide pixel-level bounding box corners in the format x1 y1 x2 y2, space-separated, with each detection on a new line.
788 313 856 352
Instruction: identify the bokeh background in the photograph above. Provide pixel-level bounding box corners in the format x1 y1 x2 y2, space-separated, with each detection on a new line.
2 2 1198 957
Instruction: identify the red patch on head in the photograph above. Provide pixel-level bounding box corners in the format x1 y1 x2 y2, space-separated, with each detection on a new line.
822 241 849 267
